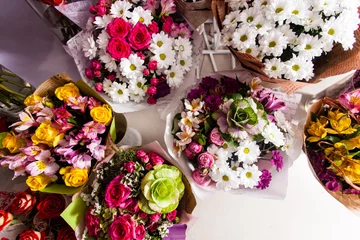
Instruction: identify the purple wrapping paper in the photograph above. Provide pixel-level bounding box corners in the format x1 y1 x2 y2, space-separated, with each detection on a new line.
163 224 187 240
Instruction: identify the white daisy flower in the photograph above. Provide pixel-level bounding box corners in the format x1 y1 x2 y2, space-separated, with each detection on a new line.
177 56 192 72
321 17 344 43
303 11 324 31
129 77 147 95
263 58 286 79
222 10 241 29
235 141 261 165
278 25 297 45
294 34 323 59
284 55 314 81
152 47 176 69
165 66 184 88
83 35 97 60
210 167 240 191
110 0 132 19
150 31 172 51
102 79 113 93
274 111 295 136
311 0 339 16
238 164 262 188
130 93 145 103
242 44 261 59
86 18 94 31
239 6 260 26
99 53 117 72
262 122 285 147
97 30 110 50
120 54 145 81
131 6 153 26
287 1 310 25
173 37 192 59
253 16 274 35
94 15 112 29
226 0 248 10
253 0 269 9
265 0 291 25
221 29 235 46
108 82 130 103
259 30 288 57
232 26 257 50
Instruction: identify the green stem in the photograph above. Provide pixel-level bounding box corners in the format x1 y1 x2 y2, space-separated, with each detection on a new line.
0 84 26 99
0 77 31 88
0 70 18 78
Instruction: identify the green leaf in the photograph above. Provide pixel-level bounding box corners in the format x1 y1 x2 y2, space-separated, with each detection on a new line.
323 135 341 143
61 197 87 230
40 184 83 194
138 194 156 214
219 132 239 148
109 117 116 142
194 134 206 145
0 132 8 149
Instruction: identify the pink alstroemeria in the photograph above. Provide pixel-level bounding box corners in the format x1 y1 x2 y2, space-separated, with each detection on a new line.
144 0 159 14
160 0 176 16
36 107 54 123
55 118 74 133
21 145 46 162
53 106 72 119
82 121 106 140
88 97 102 110
10 109 37 132
87 139 105 161
338 90 360 114
0 154 27 179
25 150 59 177
67 96 88 113
70 153 92 169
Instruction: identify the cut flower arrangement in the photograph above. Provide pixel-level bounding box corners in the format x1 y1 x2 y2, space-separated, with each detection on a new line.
168 75 299 192
220 0 360 81
82 0 194 105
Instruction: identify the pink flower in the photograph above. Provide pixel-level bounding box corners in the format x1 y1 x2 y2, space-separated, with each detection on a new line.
108 214 136 240
94 70 101 78
145 163 153 170
67 96 88 113
184 147 195 160
70 153 92 169
94 83 104 93
338 90 360 114
127 198 139 214
136 52 146 60
88 97 102 110
135 225 146 240
85 207 100 237
162 16 174 35
82 121 106 140
124 161 135 173
106 38 131 61
107 74 116 81
197 152 214 168
36 107 54 123
147 223 158 232
148 61 158 71
209 128 224 146
105 175 131 208
149 152 164 165
148 21 159 33
150 213 161 223
166 210 177 221
147 96 157 105
106 18 130 38
53 106 72 119
85 68 94 78
150 77 158 85
128 23 151 51
138 211 148 219
192 169 211 186
143 69 150 76
91 59 102 70
97 5 107 16
144 0 159 14
160 0 176 16
188 142 203 154
87 139 106 161
173 23 192 38
55 118 74 132
136 150 149 163
147 86 157 95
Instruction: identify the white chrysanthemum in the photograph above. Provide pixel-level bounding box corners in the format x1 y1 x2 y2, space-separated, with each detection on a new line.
284 56 314 81
263 58 286 79
339 0 360 9
294 34 323 59
222 10 241 29
129 77 147 95
226 0 249 10
236 141 261 165
108 82 130 103
221 30 234 46
232 26 257 50
83 35 97 60
152 47 176 69
259 30 288 57
265 0 291 25
129 93 145 103
97 30 110 50
110 0 132 19
242 44 261 59
321 17 344 43
86 18 94 31
262 122 285 147
150 31 172 51
165 66 184 88
239 6 260 26
311 0 339 16
274 111 295 136
94 15 112 29
120 54 145 81
253 16 274 35
287 1 310 25
303 11 324 31
177 56 192 72
278 25 297 45
253 0 269 9
173 37 192 59
99 53 117 72
131 6 153 26
210 167 240 191
102 79 113 93
238 164 262 188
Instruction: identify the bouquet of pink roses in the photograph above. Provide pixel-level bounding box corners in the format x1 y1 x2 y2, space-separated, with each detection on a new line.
81 0 195 106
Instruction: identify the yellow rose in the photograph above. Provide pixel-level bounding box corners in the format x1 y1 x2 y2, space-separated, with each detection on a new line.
90 104 112 126
60 166 88 187
2 132 25 153
26 174 52 191
54 83 80 102
24 94 43 107
31 121 64 147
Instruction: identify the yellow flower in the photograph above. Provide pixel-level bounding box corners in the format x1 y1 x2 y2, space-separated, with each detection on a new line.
60 166 88 187
90 104 112 126
31 121 64 147
341 135 360 151
24 94 43 107
326 110 357 135
26 174 52 191
306 117 328 142
2 132 25 153
54 83 80 102
343 160 360 184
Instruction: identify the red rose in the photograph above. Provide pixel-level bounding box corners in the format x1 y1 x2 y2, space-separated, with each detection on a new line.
107 214 136 240
8 192 36 215
128 23 151 51
106 18 130 38
85 207 100 237
56 226 76 240
18 230 46 240
40 0 64 6
36 194 65 219
106 38 131 61
135 224 145 240
0 210 13 232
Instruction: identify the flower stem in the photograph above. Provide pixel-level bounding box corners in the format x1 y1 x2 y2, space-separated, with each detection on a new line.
0 70 17 78
0 77 32 88
0 84 26 100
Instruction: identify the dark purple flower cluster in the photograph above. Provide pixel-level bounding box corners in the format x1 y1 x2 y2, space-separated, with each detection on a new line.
270 150 283 172
256 169 272 190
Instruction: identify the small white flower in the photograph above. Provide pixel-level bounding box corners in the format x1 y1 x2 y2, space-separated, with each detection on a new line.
278 25 297 45
226 0 249 10
120 54 145 80
102 79 113 93
221 29 235 46
238 164 262 188
131 6 153 26
165 66 184 88
321 17 343 43
242 44 261 59
110 0 132 19
259 30 288 57
303 11 324 31
265 0 291 25
177 56 192 72
152 47 176 69
286 1 310 25
253 16 274 35
239 6 260 26
129 77 147 95
94 15 112 29
150 31 173 51
263 58 286 79
108 82 130 103
97 30 110 50
294 34 323 59
99 53 117 72
83 35 97 60
274 110 295 136
210 166 240 191
253 0 269 9
232 26 257 50
222 10 241 29
173 37 192 59
262 122 285 147
179 111 201 129
284 55 314 81
236 141 261 165
311 0 339 16
130 93 145 103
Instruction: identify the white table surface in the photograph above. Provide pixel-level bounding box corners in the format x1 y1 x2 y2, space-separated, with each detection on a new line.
1 1 360 240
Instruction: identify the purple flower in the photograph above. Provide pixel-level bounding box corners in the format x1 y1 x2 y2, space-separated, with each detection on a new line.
271 150 283 172
221 77 241 94
343 188 360 195
256 169 272 190
154 81 171 99
199 77 218 91
325 181 342 192
252 88 286 112
205 94 222 111
187 88 207 101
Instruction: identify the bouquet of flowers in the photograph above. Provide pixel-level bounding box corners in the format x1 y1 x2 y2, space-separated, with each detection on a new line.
0 191 75 240
0 73 121 193
64 142 196 240
213 0 360 84
165 74 301 196
81 0 195 106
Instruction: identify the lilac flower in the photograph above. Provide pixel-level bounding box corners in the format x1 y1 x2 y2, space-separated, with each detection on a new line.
222 77 241 94
325 181 342 192
256 169 272 189
187 88 207 101
271 150 283 172
205 94 222 111
199 77 218 91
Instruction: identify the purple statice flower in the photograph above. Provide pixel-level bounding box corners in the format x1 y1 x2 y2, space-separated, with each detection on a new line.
343 188 360 195
187 88 207 101
271 150 283 172
222 77 241 94
204 94 222 111
256 169 272 190
199 77 218 91
325 181 342 192
252 88 286 112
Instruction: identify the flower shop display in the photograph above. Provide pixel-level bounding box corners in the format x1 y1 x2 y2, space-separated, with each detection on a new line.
213 0 360 93
0 190 76 239
61 141 196 240
0 73 125 194
165 73 301 198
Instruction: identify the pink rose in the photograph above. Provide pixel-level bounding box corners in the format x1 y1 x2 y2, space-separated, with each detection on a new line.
106 18 130 38
135 225 146 240
209 128 224 146
145 163 153 170
147 86 157 95
150 213 161 223
148 61 158 70
138 211 148 219
148 21 159 33
192 169 211 186
136 150 147 158
161 16 174 35
197 152 215 168
108 214 136 240
94 83 103 93
94 70 101 78
184 147 195 160
147 96 157 105
127 198 139 214
107 74 116 81
97 5 106 16
91 59 102 70
188 142 203 154
150 77 158 85
143 69 150 76
106 38 131 61
85 207 100 237
124 161 135 173
147 223 158 232
105 175 131 208
149 152 164 165
128 23 151 50
85 68 93 78
166 210 177 221
136 52 146 60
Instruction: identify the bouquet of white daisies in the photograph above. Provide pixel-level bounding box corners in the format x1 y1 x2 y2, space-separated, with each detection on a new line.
216 0 360 81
